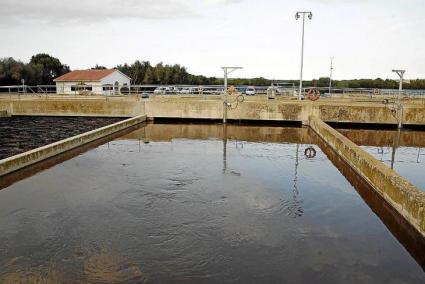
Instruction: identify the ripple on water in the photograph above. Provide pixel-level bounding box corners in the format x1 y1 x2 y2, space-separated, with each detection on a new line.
0 249 145 284
84 249 144 283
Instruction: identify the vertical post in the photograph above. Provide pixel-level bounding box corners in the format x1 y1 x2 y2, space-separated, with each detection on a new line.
295 11 312 100
392 69 405 129
21 79 25 96
329 57 334 97
397 73 403 129
299 14 305 100
221 67 242 124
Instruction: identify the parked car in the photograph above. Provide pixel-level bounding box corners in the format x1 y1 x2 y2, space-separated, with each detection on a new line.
168 86 180 94
153 87 167 95
180 87 192 94
245 86 256 96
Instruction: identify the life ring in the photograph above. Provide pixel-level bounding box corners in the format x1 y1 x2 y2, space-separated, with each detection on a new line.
304 146 317 159
236 94 245 103
307 89 320 101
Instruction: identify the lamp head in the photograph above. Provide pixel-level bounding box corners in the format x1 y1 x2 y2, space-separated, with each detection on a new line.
308 12 313 20
295 12 300 20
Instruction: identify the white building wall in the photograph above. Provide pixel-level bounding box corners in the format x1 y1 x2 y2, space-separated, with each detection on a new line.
55 70 130 95
91 82 103 94
55 82 65 94
101 71 130 86
56 81 100 95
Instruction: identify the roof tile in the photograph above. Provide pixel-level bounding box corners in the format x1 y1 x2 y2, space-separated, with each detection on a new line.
54 69 117 82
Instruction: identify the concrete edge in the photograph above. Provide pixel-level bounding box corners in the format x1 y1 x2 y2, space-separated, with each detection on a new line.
0 115 146 176
0 110 10 117
308 115 425 237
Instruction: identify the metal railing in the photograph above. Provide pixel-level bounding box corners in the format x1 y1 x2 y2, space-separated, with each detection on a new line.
1 84 424 98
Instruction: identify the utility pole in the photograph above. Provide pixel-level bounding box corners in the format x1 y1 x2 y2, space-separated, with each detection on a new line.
329 57 334 97
221 67 243 123
392 69 405 129
295 11 313 100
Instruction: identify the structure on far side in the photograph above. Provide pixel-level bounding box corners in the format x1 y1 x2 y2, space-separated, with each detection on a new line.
54 69 131 95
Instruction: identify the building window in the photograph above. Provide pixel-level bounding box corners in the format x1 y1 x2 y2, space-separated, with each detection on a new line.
71 86 92 91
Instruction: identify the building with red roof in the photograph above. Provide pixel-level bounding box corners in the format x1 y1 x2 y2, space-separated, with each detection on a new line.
54 69 131 95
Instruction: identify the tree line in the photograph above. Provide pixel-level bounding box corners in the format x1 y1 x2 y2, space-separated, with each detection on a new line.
1 54 425 89
0 54 70 86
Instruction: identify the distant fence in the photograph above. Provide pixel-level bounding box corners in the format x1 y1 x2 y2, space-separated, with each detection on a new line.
1 85 424 98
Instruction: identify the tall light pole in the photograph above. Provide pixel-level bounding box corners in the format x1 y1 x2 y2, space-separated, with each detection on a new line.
392 69 405 129
222 67 243 123
329 57 334 97
295 11 313 100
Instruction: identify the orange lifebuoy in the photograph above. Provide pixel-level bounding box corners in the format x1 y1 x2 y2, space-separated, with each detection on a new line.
307 89 320 101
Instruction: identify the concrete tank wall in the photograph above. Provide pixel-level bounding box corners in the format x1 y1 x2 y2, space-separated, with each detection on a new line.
308 115 425 237
146 97 425 125
0 115 147 176
0 97 145 117
1 96 425 125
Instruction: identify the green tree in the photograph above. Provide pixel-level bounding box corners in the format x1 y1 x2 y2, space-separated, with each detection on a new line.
30 53 70 84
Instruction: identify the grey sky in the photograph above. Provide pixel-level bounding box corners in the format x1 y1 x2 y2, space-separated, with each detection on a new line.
0 0 424 79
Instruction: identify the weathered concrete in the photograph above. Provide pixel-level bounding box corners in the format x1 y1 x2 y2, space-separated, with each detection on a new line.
1 95 425 125
145 96 425 125
309 127 425 268
0 96 145 117
0 115 147 176
0 123 144 190
308 115 425 237
0 110 9 117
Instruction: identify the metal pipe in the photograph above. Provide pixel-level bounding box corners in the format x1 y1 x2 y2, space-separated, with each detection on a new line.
221 67 242 124
392 69 405 129
329 57 334 97
299 13 305 100
295 11 312 100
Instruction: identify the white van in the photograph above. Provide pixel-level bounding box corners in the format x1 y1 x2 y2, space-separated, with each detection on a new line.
245 86 256 96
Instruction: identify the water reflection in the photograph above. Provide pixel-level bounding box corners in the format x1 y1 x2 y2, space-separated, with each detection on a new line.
310 128 425 269
337 128 425 190
1 122 424 282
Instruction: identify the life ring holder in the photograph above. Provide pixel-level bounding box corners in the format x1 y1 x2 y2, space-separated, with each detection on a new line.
307 89 320 101
304 146 317 159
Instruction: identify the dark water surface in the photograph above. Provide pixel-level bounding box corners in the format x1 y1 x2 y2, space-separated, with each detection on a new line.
0 123 424 283
0 116 123 160
338 128 425 190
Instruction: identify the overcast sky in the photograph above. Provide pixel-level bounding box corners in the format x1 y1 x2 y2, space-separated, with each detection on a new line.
0 0 424 80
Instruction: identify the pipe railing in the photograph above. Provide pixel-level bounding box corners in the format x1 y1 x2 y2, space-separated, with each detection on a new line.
1 85 425 98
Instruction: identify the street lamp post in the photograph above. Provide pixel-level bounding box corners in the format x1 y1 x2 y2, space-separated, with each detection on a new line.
221 67 243 123
329 57 334 97
295 11 313 100
392 69 406 129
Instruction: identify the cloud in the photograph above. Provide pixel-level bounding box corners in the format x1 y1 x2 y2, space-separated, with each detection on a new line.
0 0 197 25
